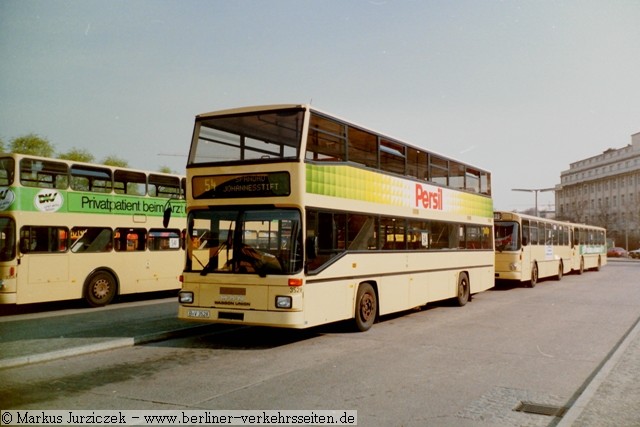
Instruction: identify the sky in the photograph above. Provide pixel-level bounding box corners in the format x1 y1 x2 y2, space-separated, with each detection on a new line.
2 0 640 211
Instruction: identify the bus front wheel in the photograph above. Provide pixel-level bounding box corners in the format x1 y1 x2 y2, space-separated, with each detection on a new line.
354 283 377 332
84 271 117 307
456 272 470 306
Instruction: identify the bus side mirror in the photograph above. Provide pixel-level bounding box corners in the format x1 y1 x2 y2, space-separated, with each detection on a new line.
306 236 318 259
163 200 172 228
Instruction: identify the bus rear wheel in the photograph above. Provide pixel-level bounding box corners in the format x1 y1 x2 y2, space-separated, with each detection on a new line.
528 263 538 288
556 262 563 281
354 283 377 332
84 271 117 307
456 272 470 306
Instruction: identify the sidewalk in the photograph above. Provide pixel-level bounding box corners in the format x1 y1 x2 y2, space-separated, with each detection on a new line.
556 312 640 426
0 298 220 369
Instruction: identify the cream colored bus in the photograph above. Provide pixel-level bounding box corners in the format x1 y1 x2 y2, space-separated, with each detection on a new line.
569 223 607 273
494 211 606 287
0 153 186 307
178 104 494 331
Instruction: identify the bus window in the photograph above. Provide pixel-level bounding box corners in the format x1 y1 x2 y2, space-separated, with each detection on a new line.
114 170 146 195
115 228 147 251
148 229 182 250
449 161 465 190
495 222 519 251
149 174 182 198
20 226 69 253
530 221 538 245
306 114 346 162
348 127 377 169
70 227 113 253
0 157 15 186
465 168 481 193
70 165 112 193
380 139 406 175
480 171 491 196
0 217 16 261
381 217 406 250
347 214 376 251
465 225 484 249
20 158 68 189
522 220 530 246
406 148 428 181
430 155 448 186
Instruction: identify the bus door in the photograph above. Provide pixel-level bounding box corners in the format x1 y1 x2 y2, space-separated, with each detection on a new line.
19 226 70 302
520 219 532 281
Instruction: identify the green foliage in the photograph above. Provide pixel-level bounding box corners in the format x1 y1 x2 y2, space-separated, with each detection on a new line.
58 148 95 163
6 133 174 173
10 133 54 157
101 155 129 168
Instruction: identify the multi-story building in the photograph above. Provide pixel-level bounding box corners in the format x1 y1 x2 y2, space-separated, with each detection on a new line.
556 132 640 249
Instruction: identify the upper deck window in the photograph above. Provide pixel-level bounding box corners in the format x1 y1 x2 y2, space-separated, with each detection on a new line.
0 157 15 186
189 109 304 165
70 165 112 193
20 158 68 189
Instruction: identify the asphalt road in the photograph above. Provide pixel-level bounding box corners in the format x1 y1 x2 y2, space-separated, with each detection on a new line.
1 260 639 426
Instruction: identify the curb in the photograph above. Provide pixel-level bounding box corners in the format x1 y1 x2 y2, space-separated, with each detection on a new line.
0 338 134 370
0 323 234 370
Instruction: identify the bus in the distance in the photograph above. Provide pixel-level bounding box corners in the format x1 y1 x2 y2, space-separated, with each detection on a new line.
177 104 495 331
494 211 606 287
0 153 186 307
569 223 607 273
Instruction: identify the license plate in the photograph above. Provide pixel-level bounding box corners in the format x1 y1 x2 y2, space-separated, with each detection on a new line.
187 309 210 319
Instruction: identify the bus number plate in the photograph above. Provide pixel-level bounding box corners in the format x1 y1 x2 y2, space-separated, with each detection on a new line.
187 309 210 319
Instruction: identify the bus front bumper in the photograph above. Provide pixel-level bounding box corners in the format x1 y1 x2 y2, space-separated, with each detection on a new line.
178 305 307 329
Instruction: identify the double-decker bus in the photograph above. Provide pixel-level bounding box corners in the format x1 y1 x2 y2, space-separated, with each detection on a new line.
177 104 494 331
0 153 186 307
494 211 606 287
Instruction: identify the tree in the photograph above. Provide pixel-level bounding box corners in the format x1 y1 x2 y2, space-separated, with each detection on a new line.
58 148 95 163
158 166 173 174
101 156 129 168
10 133 55 157
0 137 5 153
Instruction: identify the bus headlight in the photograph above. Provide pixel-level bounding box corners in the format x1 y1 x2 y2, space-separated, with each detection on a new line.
275 296 292 309
178 291 194 304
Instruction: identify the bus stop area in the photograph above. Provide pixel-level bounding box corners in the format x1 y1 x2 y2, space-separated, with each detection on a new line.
0 298 221 370
0 294 639 426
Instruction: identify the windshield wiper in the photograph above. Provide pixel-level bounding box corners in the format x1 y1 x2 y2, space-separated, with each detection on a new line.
200 222 234 276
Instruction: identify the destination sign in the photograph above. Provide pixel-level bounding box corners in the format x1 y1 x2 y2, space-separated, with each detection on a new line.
192 172 291 199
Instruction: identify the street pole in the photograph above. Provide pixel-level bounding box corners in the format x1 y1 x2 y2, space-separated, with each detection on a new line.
512 188 556 217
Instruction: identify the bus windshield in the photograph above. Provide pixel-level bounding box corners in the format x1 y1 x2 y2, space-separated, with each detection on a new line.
189 108 305 165
187 208 302 276
494 221 519 252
